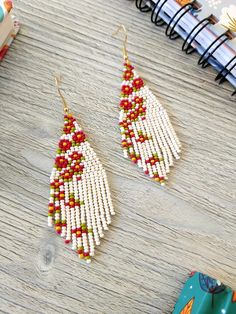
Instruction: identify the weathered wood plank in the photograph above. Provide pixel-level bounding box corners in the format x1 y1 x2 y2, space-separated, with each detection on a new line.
0 0 235 313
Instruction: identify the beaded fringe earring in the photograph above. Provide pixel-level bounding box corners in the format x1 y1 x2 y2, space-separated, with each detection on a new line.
113 25 181 185
48 77 115 263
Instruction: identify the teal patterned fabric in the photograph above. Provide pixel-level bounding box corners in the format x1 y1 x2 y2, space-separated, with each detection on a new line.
173 272 236 314
0 5 4 22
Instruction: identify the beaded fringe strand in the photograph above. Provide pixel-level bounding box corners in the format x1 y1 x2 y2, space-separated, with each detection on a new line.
48 114 115 263
119 61 181 185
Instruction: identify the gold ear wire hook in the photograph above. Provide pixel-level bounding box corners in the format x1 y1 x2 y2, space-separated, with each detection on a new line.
55 75 69 114
112 24 129 61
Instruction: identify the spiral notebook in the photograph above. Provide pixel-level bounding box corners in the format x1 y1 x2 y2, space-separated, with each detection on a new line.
135 0 236 95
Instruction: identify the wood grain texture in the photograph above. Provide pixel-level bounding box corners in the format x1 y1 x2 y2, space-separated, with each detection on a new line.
0 0 235 313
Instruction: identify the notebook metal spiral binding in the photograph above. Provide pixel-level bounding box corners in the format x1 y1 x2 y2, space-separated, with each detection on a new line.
182 15 214 54
136 0 152 12
215 56 236 95
215 56 236 83
198 31 230 68
150 0 168 26
165 2 197 40
134 0 236 95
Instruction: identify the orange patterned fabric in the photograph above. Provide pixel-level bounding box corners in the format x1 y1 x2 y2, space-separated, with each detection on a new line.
180 298 194 314
232 291 236 303
175 0 192 6
4 1 13 13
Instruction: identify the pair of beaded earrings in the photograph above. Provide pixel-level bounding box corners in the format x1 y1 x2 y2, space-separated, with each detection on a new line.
47 25 181 263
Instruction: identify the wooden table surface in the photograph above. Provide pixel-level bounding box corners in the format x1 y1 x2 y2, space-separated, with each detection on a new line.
0 0 235 313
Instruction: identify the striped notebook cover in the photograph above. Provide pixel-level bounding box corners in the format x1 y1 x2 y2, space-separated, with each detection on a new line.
135 0 236 95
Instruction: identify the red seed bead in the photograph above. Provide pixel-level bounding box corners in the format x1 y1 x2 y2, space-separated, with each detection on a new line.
189 271 196 277
83 252 89 257
55 226 61 233
78 249 83 254
64 239 70 244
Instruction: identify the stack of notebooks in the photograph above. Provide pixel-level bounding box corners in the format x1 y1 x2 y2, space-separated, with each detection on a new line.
135 0 236 95
0 0 19 61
